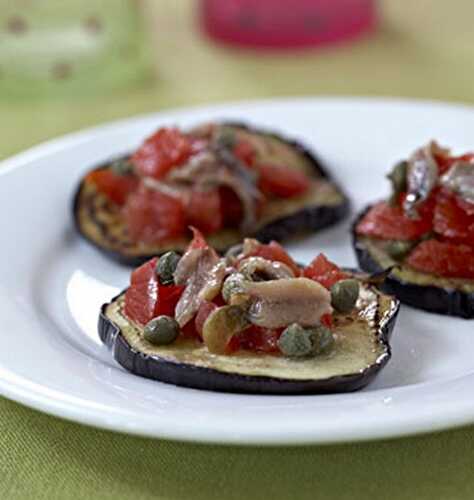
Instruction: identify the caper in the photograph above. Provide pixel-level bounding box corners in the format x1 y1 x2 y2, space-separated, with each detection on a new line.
277 324 334 358
222 273 247 304
330 279 360 314
111 158 134 176
156 251 181 285
202 305 249 354
387 160 408 205
143 316 180 345
385 240 414 261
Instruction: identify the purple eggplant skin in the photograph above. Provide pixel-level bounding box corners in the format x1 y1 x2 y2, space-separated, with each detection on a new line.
98 291 398 395
73 122 350 267
352 206 474 319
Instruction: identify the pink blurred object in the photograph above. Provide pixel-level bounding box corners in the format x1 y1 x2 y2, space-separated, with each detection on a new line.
200 0 376 49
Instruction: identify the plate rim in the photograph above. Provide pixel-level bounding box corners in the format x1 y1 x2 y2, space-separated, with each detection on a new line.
2 95 474 445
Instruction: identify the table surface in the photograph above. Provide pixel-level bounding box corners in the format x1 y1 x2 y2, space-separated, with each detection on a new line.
2 1 474 498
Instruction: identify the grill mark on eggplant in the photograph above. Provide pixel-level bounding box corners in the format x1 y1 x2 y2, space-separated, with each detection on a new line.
73 124 350 266
352 206 474 319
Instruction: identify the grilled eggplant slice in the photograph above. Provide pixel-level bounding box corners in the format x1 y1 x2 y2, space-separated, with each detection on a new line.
74 123 349 266
353 207 474 318
99 277 399 394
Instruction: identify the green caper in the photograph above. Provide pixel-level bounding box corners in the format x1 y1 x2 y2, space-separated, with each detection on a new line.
222 273 246 304
387 160 408 205
111 158 134 176
385 240 414 261
156 251 181 285
143 316 180 345
277 324 334 358
330 279 360 314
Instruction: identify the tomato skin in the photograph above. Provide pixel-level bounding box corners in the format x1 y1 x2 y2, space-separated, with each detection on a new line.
124 257 185 325
233 140 256 166
303 253 349 289
356 201 433 241
238 326 282 354
186 188 223 234
257 164 310 198
122 185 186 244
124 258 159 325
86 169 138 206
242 241 301 276
435 152 474 175
320 313 333 328
433 190 474 246
131 127 192 179
220 187 243 226
407 240 474 279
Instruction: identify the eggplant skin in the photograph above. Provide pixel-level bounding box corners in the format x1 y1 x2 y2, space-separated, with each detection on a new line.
73 122 350 267
98 291 398 395
352 206 474 319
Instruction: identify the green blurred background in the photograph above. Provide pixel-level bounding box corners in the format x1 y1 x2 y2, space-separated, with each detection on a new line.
2 0 474 160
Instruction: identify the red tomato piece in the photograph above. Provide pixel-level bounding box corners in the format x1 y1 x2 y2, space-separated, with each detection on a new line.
131 127 192 179
155 284 185 318
407 240 474 279
356 201 433 241
220 187 244 226
433 190 474 246
435 152 474 175
195 301 219 337
258 164 310 198
86 169 138 206
303 253 349 289
122 185 186 244
233 140 256 166
243 241 301 276
181 320 200 339
238 326 282 354
186 188 223 234
124 258 159 325
320 313 333 328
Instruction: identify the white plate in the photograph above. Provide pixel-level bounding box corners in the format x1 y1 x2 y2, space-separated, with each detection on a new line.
1 97 474 445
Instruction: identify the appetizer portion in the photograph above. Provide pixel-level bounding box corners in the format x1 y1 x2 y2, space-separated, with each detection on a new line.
100 230 399 394
74 122 349 265
354 141 474 318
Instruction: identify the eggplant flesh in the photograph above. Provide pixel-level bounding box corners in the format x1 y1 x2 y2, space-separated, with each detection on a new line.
99 280 399 394
73 123 349 266
353 207 474 318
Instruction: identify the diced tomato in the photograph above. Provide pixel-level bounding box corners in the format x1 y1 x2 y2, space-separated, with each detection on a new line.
131 127 192 179
303 253 349 289
258 164 310 198
435 152 474 175
356 201 433 241
124 257 185 325
186 188 223 234
407 239 474 279
238 326 282 354
155 284 185 317
433 190 474 246
122 185 186 244
225 335 241 354
181 320 200 339
124 258 159 325
220 187 243 226
195 301 218 337
320 313 333 328
233 140 256 167
242 241 301 276
86 169 138 206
